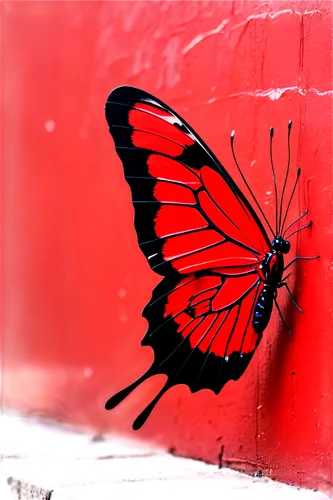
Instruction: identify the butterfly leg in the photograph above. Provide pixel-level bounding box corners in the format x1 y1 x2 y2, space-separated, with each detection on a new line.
273 296 291 335
284 255 319 272
277 282 303 312
281 272 293 282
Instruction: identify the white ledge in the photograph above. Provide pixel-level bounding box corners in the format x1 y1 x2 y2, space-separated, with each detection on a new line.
0 412 328 500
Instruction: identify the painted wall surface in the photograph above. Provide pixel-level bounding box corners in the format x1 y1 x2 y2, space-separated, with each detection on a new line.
2 1 332 494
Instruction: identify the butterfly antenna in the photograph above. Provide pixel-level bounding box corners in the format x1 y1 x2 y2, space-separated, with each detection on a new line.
278 121 292 234
280 168 301 234
269 127 279 235
284 221 312 240
230 131 275 238
283 208 308 237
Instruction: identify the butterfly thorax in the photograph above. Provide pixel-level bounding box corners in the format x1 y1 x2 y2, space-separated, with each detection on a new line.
260 251 284 285
261 235 290 283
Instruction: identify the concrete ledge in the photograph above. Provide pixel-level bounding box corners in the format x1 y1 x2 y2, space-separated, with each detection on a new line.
0 412 329 500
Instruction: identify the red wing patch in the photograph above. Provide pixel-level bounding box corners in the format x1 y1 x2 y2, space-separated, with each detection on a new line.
153 181 196 205
129 106 195 147
162 273 261 358
153 205 208 238
200 167 269 254
147 155 201 189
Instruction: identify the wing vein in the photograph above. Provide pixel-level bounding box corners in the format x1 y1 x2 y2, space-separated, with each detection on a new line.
151 240 226 270
203 187 261 254
111 124 190 150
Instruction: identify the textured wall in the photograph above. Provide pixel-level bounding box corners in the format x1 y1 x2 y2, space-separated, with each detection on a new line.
2 1 332 493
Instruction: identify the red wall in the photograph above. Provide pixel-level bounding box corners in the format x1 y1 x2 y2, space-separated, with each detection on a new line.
2 1 332 494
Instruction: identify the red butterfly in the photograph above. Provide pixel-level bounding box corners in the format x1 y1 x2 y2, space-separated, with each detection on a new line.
104 86 318 430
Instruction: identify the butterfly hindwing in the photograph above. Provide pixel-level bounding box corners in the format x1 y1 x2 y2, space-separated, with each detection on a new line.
105 271 264 428
141 271 264 393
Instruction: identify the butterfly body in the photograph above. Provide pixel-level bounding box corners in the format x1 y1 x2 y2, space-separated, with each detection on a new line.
253 253 283 335
104 86 315 430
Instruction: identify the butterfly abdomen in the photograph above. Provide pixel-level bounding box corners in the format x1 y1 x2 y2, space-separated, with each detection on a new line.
253 285 275 334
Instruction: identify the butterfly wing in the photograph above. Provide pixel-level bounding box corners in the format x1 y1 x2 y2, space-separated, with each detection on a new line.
105 86 271 428
105 86 271 272
106 271 264 429
142 273 263 395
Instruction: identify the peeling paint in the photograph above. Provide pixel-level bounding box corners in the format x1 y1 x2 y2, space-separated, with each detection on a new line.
183 19 229 54
163 36 181 88
231 9 322 31
183 8 322 56
205 87 333 104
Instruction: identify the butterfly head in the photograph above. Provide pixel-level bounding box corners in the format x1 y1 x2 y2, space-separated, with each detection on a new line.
272 236 290 254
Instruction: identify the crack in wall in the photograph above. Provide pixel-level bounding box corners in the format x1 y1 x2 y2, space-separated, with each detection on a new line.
203 87 333 105
183 19 229 55
231 8 322 31
182 9 322 55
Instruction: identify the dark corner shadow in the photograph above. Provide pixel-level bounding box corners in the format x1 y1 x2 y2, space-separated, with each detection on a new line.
262 274 300 414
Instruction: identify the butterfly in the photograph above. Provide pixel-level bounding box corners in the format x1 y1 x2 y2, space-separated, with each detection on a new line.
104 86 318 430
